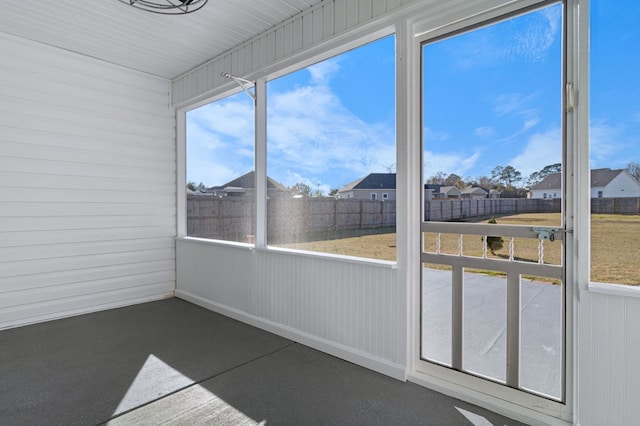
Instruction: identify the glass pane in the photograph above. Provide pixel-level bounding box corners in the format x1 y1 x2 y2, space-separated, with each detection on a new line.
266 35 396 260
186 91 255 242
590 0 640 286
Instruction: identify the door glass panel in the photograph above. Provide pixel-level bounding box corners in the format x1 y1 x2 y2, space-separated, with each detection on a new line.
421 2 565 401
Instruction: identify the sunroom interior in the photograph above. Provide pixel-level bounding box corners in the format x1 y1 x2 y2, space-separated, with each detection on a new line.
2 1 639 425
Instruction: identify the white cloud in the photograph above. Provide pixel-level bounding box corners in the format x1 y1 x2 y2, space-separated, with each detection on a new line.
267 83 395 182
307 59 341 85
186 94 255 186
450 3 562 69
424 151 481 177
474 126 496 139
509 128 562 177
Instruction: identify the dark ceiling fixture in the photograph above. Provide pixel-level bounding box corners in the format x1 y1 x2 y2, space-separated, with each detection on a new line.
117 0 208 15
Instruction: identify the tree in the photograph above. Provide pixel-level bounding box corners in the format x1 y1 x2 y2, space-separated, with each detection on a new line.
444 173 464 189
491 165 522 188
328 188 340 197
187 181 205 191
290 182 312 196
426 171 448 185
527 163 562 188
626 161 640 182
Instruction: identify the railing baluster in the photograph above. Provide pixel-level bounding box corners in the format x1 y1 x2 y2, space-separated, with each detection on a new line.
458 233 463 256
509 237 515 261
538 239 544 264
482 235 488 259
452 265 463 370
436 233 441 255
506 272 521 388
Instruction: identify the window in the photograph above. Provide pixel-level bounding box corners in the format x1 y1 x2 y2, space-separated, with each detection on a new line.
266 35 396 261
185 91 255 243
382 193 389 200
590 0 640 286
371 193 377 201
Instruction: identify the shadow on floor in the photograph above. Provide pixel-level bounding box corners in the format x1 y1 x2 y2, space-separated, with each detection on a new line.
0 298 524 425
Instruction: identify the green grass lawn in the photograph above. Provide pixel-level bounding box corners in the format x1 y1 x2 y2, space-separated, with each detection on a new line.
274 213 640 286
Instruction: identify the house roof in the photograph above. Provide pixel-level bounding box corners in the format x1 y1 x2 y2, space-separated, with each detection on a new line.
461 186 488 195
0 0 324 79
339 173 396 192
209 171 287 191
531 168 624 190
439 186 460 194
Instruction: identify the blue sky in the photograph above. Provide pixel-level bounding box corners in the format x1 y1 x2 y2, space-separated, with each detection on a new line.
187 0 639 192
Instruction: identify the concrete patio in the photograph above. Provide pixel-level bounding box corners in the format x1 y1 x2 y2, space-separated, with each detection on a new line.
0 298 525 425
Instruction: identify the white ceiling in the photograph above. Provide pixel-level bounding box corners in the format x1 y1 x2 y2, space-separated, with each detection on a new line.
0 0 324 80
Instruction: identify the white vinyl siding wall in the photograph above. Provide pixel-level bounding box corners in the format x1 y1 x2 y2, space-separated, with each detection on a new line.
0 33 176 329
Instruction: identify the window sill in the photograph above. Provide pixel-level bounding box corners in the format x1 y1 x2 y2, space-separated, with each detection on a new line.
177 236 397 269
261 245 397 269
588 281 640 299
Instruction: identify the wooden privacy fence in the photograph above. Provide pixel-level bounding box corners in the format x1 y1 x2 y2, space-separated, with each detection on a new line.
423 198 561 221
187 196 640 242
187 196 396 242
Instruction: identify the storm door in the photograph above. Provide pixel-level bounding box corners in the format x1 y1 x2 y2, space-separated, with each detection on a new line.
417 1 570 412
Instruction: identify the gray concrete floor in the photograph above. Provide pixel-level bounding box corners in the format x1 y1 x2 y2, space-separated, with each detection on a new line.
1 298 525 425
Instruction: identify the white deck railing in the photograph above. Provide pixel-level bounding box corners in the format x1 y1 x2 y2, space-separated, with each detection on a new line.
421 221 564 396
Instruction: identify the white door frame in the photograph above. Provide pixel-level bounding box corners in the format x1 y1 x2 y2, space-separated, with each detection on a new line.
405 1 580 424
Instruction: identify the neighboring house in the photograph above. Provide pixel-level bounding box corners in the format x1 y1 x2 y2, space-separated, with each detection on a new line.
337 173 396 200
489 189 501 199
460 186 488 199
205 171 291 198
437 186 461 198
424 184 442 201
529 168 640 199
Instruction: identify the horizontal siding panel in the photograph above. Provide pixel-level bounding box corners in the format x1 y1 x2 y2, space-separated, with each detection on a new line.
0 260 175 293
0 36 169 96
1 33 176 327
1 127 174 161
0 105 172 142
0 202 175 218
1 272 175 308
0 79 170 125
0 227 177 249
0 282 175 330
0 140 173 171
0 238 175 264
0 157 175 183
1 248 175 278
0 215 175 233
0 172 175 194
0 188 174 204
